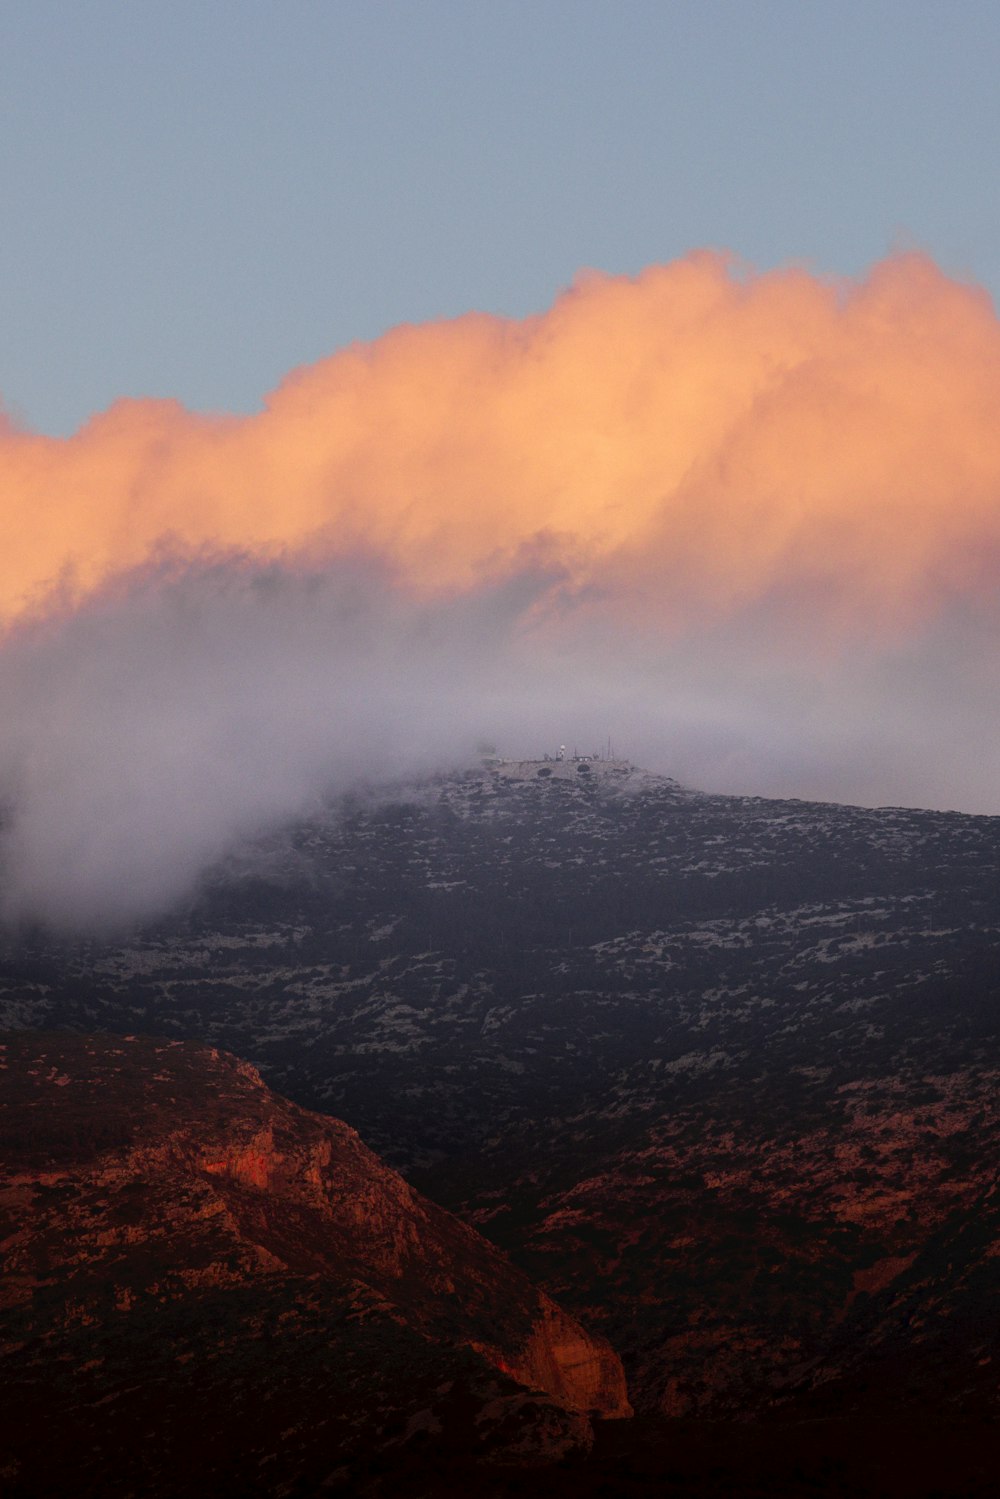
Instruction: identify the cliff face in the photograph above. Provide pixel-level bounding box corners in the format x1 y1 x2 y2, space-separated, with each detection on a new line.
0 1032 628 1495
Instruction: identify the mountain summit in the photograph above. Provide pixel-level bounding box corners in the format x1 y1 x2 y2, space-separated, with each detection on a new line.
3 763 1000 1491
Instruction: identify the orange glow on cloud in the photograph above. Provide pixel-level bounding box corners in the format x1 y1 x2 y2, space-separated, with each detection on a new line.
4 251 1000 635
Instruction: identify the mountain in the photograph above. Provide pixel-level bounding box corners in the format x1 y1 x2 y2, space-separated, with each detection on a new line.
2 759 999 1491
0 1030 627 1497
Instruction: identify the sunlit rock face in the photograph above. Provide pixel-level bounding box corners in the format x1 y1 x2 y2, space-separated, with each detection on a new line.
0 1032 628 1495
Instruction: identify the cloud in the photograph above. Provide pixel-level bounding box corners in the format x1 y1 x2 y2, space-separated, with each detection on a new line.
0 555 565 928
2 251 1000 927
3 251 1000 632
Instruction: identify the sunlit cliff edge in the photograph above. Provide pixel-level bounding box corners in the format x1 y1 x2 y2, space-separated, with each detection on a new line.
0 1032 628 1495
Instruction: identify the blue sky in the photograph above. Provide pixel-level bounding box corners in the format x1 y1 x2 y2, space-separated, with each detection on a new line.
3 0 999 435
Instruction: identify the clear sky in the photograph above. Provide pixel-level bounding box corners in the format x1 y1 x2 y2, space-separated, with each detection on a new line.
3 0 999 436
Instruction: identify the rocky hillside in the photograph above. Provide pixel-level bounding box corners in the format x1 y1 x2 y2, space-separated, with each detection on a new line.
2 763 1000 1489
0 1031 627 1497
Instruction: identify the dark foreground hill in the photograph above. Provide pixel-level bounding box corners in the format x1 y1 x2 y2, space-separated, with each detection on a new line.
2 762 1000 1492
0 1031 627 1497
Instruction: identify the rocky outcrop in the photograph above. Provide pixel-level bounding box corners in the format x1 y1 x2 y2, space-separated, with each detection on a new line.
484 1300 633 1419
0 1031 628 1495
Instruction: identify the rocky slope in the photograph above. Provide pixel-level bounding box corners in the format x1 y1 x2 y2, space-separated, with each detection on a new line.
2 762 1000 1479
0 1031 628 1497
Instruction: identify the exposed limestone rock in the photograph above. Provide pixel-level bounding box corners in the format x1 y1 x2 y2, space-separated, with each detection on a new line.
0 1031 628 1494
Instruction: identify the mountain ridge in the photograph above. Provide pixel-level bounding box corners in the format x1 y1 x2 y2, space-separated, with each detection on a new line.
2 763 999 1488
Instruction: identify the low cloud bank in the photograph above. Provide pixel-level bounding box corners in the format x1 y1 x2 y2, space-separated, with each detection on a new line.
0 556 548 928
0 549 998 931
